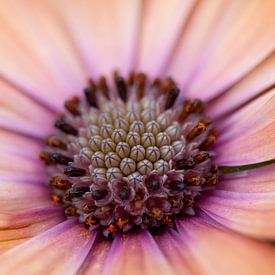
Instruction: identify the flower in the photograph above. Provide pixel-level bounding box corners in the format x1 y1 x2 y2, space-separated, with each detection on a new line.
0 0 275 274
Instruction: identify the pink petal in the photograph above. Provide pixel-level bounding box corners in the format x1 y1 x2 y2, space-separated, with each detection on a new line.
168 0 229 87
0 129 47 182
154 229 199 274
0 207 64 230
0 129 43 158
0 150 46 182
0 219 96 274
0 180 51 212
199 189 275 239
55 0 141 76
208 52 275 118
137 0 196 76
214 90 275 165
217 165 275 193
0 1 87 111
0 207 64 255
78 237 112 275
103 230 175 275
168 0 275 100
0 80 55 138
176 216 275 274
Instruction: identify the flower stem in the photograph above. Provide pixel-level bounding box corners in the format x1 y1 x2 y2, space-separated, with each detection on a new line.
219 159 275 174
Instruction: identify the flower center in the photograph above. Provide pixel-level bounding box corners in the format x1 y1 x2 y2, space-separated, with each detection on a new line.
40 72 218 238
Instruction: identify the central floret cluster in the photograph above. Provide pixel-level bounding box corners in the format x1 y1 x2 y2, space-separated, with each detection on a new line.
76 101 184 182
40 72 218 237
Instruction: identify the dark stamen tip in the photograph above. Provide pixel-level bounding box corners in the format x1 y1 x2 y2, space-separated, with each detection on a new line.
83 87 98 108
98 76 110 99
64 96 81 116
39 151 54 165
136 72 146 98
92 189 108 200
51 153 73 165
54 119 78 136
115 75 127 102
47 136 67 150
64 166 86 177
165 87 180 110
175 157 195 169
128 71 135 86
70 185 90 197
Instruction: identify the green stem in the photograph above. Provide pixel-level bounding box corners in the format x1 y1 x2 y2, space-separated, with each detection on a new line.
219 159 275 174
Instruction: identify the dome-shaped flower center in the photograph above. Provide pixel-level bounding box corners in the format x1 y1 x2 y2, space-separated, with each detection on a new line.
40 72 218 238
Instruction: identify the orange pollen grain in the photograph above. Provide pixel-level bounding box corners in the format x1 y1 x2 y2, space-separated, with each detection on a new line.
162 216 172 224
86 217 97 226
151 207 162 219
52 194 61 205
108 224 117 234
117 218 128 229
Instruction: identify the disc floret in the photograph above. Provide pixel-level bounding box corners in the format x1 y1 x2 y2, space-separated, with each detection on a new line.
40 72 218 237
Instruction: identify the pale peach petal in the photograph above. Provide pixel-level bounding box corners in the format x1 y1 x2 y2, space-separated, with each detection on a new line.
0 79 54 138
177 216 275 275
199 189 275 239
103 230 175 275
137 0 196 76
0 219 96 275
168 0 229 87
0 109 49 140
154 229 199 275
0 80 55 138
208 52 275 118
218 165 275 193
55 0 141 76
0 150 46 182
0 180 51 212
78 237 112 275
215 90 275 165
0 207 64 255
0 0 87 111
0 129 42 158
169 0 275 100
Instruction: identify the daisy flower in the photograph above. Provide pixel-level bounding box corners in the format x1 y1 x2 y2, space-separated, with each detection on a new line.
0 0 275 274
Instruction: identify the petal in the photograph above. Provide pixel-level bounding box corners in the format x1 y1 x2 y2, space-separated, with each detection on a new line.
0 129 43 159
217 165 275 193
0 80 55 138
168 0 275 100
199 188 275 239
56 0 141 76
154 229 200 274
0 219 96 274
208 52 275 118
137 0 196 76
78 237 112 275
0 150 46 182
0 1 87 111
0 129 47 183
168 0 229 87
103 230 175 275
0 207 64 254
215 90 275 165
176 216 275 275
0 180 51 212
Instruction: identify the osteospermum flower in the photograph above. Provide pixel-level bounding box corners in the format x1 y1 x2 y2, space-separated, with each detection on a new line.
0 0 275 274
